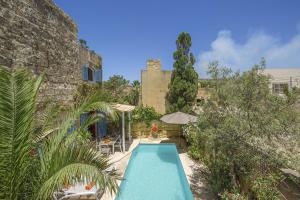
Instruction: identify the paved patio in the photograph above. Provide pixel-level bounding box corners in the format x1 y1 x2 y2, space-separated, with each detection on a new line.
101 138 212 200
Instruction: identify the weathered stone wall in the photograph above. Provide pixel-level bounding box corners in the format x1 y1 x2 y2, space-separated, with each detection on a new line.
79 45 102 69
0 0 100 107
141 59 172 114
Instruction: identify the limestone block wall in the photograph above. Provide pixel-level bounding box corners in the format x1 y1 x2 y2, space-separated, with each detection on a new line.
0 0 84 106
131 121 181 138
0 0 102 105
141 60 171 114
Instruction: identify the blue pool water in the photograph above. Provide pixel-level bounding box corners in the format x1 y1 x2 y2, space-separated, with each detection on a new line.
115 144 194 200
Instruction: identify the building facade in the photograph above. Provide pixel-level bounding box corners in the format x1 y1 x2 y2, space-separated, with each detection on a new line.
141 59 208 114
263 68 300 95
141 60 171 114
0 0 102 107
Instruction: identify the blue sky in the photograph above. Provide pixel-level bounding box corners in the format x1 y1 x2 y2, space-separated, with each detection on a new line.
54 0 300 81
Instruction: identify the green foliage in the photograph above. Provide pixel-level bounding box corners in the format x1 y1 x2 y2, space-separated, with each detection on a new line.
199 79 216 88
126 80 140 106
132 106 161 127
75 76 139 106
0 67 43 200
103 75 130 103
251 173 282 200
166 32 198 113
186 60 300 198
221 189 248 200
0 66 119 199
74 82 113 104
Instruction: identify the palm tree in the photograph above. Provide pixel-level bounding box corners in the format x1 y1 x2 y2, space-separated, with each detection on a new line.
0 66 119 200
128 80 140 106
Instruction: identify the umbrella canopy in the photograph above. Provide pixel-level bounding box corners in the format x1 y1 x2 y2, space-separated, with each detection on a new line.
160 111 197 125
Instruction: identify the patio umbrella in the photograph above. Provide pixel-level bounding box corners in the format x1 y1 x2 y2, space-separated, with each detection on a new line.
160 111 197 125
160 112 197 147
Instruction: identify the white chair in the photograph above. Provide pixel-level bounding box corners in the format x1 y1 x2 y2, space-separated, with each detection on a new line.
97 142 111 155
113 135 123 153
53 187 104 200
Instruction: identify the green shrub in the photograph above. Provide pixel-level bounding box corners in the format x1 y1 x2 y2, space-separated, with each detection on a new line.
221 190 248 200
184 123 206 161
132 106 161 127
184 62 299 198
251 173 282 200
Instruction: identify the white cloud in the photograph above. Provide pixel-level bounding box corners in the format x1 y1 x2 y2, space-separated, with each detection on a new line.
198 29 300 77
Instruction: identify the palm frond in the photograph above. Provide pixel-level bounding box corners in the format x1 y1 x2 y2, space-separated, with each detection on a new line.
41 93 118 164
63 115 100 145
36 143 119 199
34 103 61 142
35 93 119 199
0 66 42 199
0 66 119 200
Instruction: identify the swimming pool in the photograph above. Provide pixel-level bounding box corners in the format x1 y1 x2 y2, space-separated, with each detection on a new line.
115 144 194 200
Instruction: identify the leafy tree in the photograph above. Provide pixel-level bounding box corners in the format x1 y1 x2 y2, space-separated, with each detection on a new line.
0 67 119 199
166 32 198 113
103 75 130 103
132 106 161 127
186 61 300 198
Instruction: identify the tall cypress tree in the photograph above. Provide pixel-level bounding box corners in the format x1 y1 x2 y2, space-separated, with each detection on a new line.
166 32 198 113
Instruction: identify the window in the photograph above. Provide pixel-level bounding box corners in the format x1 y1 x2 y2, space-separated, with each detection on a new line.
88 67 93 81
272 83 288 94
82 64 102 83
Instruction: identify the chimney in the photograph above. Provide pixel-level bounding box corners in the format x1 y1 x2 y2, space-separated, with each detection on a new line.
147 59 161 71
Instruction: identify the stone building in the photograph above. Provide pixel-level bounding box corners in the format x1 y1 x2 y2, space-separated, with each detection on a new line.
0 0 102 106
141 60 172 114
263 68 300 95
141 59 212 114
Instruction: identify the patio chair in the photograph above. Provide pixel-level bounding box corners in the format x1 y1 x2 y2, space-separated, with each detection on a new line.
97 142 111 155
113 135 123 153
101 146 111 155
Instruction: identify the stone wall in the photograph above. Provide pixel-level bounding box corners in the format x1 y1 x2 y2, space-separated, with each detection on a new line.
79 45 102 69
141 59 172 114
131 121 181 138
0 0 101 107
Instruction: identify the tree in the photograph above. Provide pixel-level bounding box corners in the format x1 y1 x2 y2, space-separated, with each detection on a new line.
103 75 130 102
0 66 118 199
127 80 140 106
132 106 161 127
166 32 198 113
186 61 300 198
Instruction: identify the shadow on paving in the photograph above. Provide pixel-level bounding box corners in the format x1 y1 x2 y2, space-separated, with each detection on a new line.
189 164 214 200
